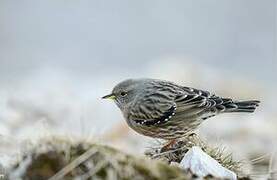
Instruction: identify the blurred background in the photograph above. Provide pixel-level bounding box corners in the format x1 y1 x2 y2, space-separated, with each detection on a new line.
0 0 276 178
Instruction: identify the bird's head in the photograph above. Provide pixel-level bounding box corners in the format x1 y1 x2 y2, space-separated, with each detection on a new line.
102 79 144 110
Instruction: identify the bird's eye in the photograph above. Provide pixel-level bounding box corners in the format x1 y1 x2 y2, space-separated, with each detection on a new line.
120 91 127 97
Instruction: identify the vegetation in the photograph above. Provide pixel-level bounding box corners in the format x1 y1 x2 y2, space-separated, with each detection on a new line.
7 136 250 180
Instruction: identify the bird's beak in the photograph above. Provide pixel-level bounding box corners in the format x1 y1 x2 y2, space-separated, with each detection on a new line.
102 93 116 100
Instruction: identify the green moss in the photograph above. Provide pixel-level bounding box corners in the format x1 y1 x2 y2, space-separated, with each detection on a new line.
145 134 242 176
8 136 193 180
8 135 249 180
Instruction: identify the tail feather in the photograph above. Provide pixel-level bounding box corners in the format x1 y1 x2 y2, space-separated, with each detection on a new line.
224 100 260 113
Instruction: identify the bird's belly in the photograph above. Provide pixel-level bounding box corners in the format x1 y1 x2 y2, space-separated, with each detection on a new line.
127 117 202 140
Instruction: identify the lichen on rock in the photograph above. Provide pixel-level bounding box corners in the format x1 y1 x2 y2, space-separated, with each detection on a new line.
6 135 250 180
7 137 191 180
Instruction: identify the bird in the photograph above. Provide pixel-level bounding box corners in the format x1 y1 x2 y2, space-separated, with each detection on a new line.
102 78 260 145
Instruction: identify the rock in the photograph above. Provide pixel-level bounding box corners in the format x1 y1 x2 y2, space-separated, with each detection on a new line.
179 146 237 180
8 137 194 180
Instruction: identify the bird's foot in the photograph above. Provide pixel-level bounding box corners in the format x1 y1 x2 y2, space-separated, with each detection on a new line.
160 139 177 152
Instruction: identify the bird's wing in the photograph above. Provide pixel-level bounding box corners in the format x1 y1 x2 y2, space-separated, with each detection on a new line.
128 91 177 126
128 83 234 126
175 87 235 116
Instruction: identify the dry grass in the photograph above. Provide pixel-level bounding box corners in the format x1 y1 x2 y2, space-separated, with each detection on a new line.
145 134 242 175
6 135 266 179
8 136 194 180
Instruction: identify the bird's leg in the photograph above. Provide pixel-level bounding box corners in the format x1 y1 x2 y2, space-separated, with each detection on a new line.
160 139 177 152
160 133 199 152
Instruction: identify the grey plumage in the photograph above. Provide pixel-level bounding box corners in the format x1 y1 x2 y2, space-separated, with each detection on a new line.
103 78 260 140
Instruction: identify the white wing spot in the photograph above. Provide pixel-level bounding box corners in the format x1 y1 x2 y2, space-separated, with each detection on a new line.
139 104 178 126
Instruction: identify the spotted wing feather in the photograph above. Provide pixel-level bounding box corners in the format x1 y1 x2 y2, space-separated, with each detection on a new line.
128 84 177 126
176 86 257 119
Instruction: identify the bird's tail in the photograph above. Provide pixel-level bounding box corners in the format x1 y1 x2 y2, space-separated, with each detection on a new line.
224 100 260 113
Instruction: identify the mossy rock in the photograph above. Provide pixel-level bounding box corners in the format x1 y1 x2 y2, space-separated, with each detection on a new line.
7 136 249 180
145 134 241 174
7 137 192 180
